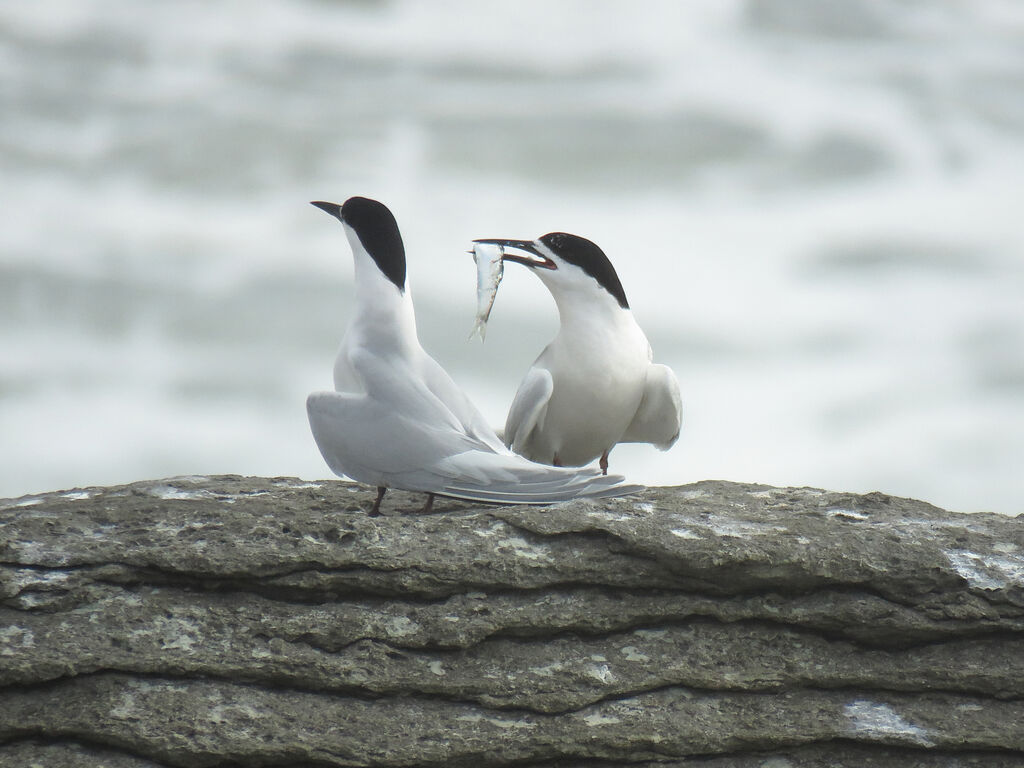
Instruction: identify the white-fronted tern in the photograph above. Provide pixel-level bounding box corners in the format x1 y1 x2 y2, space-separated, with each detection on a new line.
473 232 682 475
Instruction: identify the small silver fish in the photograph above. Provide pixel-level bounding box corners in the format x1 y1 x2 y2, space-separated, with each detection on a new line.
470 242 504 340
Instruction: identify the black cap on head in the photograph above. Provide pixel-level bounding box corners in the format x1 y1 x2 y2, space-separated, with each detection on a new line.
312 196 406 291
539 233 628 309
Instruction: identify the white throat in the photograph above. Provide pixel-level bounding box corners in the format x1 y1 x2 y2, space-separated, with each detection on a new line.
540 272 632 338
342 223 418 352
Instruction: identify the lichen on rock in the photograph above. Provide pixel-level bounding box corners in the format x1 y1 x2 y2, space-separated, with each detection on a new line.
1 476 1023 766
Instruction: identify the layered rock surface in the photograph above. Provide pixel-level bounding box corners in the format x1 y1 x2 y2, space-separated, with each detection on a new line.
1 476 1022 767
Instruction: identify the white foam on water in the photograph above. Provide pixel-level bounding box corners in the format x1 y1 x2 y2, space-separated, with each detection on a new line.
1 1 1022 516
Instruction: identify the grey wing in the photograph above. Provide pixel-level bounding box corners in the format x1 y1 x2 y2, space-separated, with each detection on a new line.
429 449 641 503
620 363 682 449
504 367 553 455
417 352 507 453
308 390 640 503
307 390 481 489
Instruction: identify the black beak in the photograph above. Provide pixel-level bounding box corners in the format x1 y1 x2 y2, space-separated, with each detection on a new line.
310 200 342 219
472 238 556 269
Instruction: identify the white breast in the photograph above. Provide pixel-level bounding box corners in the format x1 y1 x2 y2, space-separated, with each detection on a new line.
529 312 651 466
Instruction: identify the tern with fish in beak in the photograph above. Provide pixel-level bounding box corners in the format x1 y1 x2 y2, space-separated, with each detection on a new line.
305 198 639 514
472 232 682 475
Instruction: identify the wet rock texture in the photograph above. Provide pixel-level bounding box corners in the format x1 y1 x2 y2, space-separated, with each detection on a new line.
1 476 1023 767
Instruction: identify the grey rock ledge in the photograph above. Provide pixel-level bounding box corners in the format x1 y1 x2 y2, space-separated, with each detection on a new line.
1 476 1022 767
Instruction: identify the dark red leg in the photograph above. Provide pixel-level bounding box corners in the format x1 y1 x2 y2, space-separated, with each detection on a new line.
369 486 386 516
600 450 609 476
420 493 435 514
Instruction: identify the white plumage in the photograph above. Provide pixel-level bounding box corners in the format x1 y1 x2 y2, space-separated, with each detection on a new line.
307 198 638 513
474 232 682 474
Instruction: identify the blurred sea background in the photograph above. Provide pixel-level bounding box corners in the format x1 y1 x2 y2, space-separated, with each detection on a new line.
2 0 1022 514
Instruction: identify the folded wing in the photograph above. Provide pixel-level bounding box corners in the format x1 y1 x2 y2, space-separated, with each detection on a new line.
308 377 638 505
503 366 554 455
621 363 682 450
417 353 508 454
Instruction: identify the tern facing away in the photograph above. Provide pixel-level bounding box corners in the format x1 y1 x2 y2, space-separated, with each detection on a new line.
306 197 637 514
473 232 682 475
